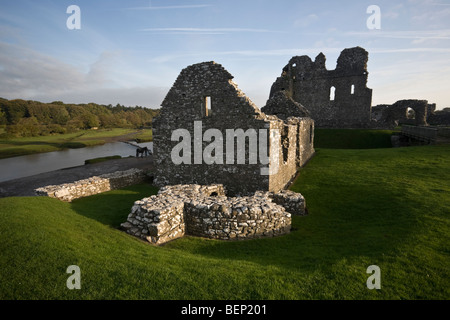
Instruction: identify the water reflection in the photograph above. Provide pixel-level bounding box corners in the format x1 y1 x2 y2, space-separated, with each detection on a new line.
0 141 153 183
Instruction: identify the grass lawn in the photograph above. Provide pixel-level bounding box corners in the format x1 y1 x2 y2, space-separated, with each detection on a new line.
314 129 398 149
0 128 152 159
133 129 153 143
0 142 448 299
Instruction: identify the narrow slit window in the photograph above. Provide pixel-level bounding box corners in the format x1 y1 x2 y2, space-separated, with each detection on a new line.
330 86 336 101
351 84 355 95
205 96 212 117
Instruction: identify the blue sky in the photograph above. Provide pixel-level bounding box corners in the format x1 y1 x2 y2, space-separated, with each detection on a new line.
0 0 449 109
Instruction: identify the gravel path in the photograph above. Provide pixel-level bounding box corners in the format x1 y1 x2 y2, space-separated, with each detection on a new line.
0 156 154 198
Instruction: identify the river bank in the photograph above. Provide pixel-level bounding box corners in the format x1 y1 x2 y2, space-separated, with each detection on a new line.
0 156 154 198
0 128 153 159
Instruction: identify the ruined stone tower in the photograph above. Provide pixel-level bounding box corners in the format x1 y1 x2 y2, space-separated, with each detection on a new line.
152 61 315 196
269 47 373 128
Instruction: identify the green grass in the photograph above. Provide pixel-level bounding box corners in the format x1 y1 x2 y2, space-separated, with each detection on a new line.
0 128 148 159
84 155 122 165
314 129 397 149
1 144 449 299
134 129 153 143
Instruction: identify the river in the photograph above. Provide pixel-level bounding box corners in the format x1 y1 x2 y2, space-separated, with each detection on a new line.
0 141 153 183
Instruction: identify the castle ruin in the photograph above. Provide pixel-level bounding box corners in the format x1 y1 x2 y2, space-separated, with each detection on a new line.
269 47 373 128
152 61 315 196
119 61 316 245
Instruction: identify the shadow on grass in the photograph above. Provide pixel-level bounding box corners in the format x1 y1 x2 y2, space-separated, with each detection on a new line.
314 129 396 149
69 180 421 272
70 184 159 228
68 144 435 273
163 187 421 272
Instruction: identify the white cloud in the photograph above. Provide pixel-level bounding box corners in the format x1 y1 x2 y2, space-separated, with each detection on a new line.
346 29 450 41
383 3 404 20
125 4 212 10
0 41 166 107
139 27 281 35
0 42 84 97
369 47 450 53
294 14 319 28
148 47 345 64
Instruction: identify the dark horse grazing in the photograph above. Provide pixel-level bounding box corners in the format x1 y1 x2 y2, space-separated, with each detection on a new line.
136 147 150 158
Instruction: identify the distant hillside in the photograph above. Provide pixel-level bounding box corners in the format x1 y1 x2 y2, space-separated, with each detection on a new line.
0 98 160 137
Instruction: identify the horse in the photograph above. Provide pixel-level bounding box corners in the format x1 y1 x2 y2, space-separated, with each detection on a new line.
136 146 150 158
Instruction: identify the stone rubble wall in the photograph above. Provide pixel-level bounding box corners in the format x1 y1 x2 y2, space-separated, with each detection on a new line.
184 195 291 241
438 127 450 138
266 189 307 216
121 195 186 245
153 61 315 196
35 168 148 202
270 47 373 128
121 184 307 245
372 100 429 128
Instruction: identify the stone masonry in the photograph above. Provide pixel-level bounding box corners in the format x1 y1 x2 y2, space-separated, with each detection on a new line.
269 47 373 128
35 168 148 202
120 184 306 245
371 99 429 128
152 61 315 196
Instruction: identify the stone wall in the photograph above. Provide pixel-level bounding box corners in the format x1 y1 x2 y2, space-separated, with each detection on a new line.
428 108 450 126
35 168 148 202
121 184 306 245
398 125 450 145
401 125 437 143
437 127 450 138
152 61 315 196
269 47 373 128
261 91 315 168
372 100 429 128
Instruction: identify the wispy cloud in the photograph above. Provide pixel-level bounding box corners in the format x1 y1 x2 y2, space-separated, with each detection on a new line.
125 4 211 10
368 47 450 54
0 41 166 107
294 14 319 28
139 27 281 35
147 45 450 65
345 29 450 41
148 47 344 63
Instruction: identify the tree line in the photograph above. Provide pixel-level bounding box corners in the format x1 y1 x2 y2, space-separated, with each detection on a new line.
0 98 160 137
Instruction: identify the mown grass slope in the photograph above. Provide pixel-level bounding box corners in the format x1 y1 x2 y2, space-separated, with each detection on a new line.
0 130 448 300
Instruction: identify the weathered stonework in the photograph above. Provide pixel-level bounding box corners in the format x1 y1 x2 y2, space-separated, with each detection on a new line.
35 168 148 202
371 99 429 128
261 91 310 120
152 61 315 196
261 92 315 168
421 104 450 127
428 108 450 126
120 184 306 245
269 47 373 128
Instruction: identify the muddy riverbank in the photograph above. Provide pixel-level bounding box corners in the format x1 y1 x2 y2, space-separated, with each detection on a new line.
0 156 154 198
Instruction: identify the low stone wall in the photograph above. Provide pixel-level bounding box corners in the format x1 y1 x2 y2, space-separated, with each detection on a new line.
438 127 450 138
401 125 438 142
267 189 306 216
121 184 306 245
35 168 148 202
